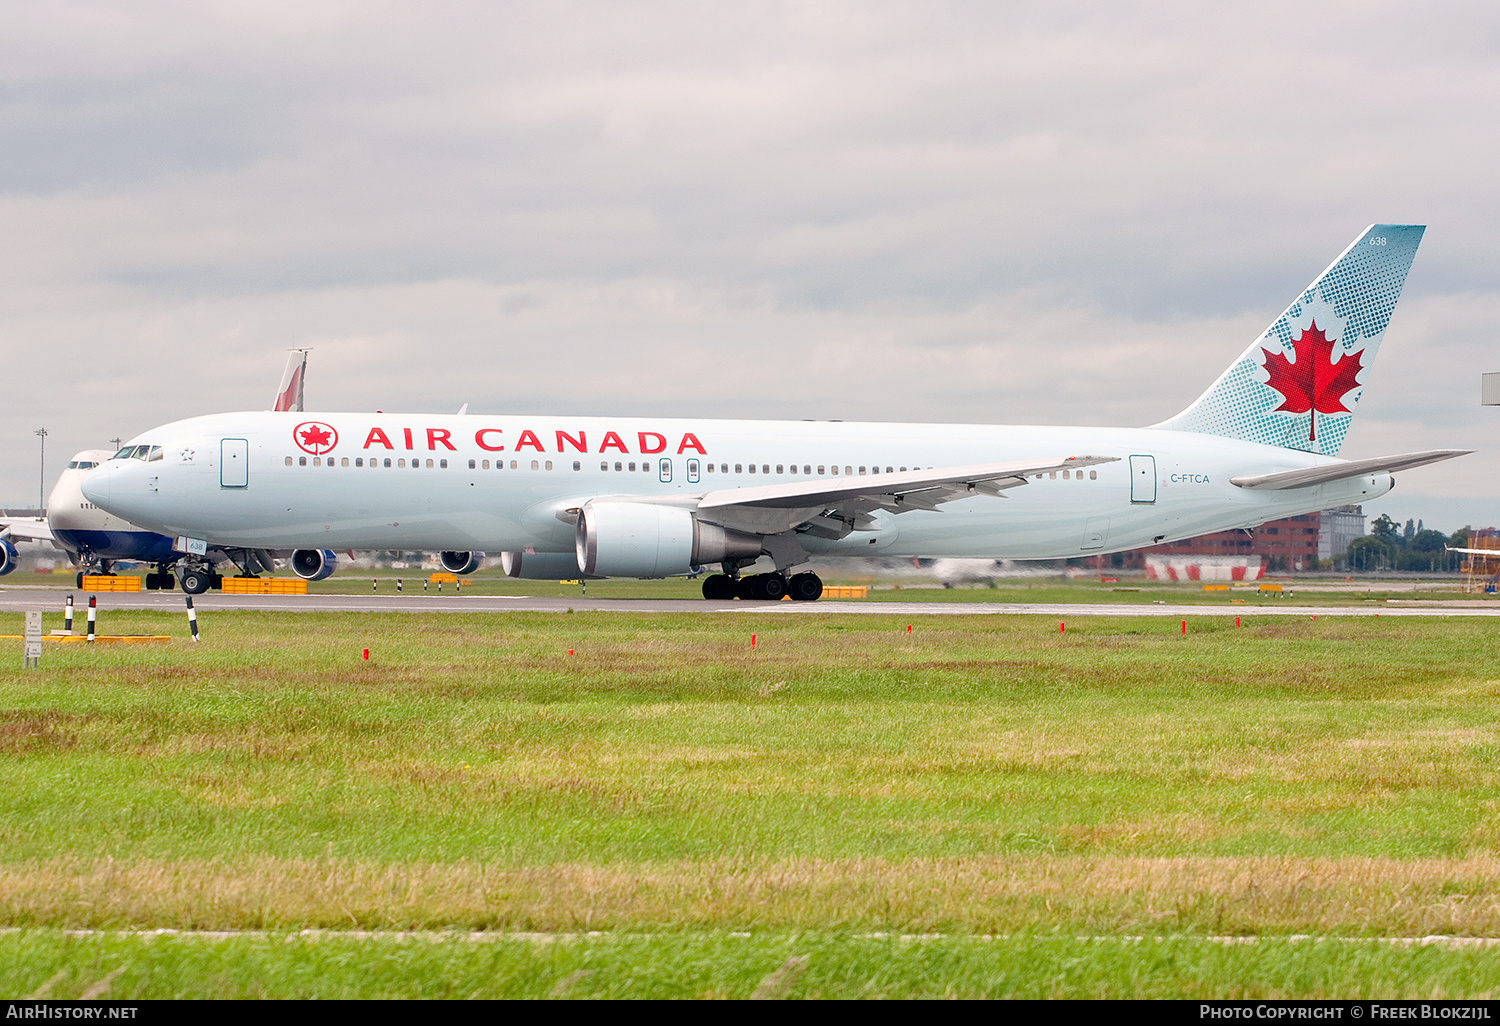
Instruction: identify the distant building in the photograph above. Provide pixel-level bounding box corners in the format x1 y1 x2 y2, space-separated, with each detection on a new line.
1483 373 1500 406
1318 505 1366 562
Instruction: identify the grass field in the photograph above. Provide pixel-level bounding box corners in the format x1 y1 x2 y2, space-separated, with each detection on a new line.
3 607 1500 997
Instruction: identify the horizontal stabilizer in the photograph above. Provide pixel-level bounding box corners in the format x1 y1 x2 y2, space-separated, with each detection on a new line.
1229 449 1471 491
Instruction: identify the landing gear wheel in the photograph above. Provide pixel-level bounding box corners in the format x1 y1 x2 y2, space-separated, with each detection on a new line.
76 572 85 589
180 569 211 595
789 572 823 602
701 574 736 600
761 573 788 600
735 574 762 600
159 572 175 591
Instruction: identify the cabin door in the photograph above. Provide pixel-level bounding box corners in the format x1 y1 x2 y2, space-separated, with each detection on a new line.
1129 454 1156 504
221 439 249 488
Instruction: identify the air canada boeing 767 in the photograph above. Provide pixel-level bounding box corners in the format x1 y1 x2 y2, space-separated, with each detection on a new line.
82 225 1468 599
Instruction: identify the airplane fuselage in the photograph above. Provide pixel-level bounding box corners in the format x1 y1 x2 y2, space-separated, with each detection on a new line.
82 411 1390 563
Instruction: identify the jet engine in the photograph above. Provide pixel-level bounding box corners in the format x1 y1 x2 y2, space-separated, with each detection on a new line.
500 550 595 580
0 538 18 576
290 548 338 581
575 502 761 578
439 551 484 575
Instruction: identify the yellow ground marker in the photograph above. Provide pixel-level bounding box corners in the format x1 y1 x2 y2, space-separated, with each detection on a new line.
1 635 170 644
220 577 307 595
80 575 140 592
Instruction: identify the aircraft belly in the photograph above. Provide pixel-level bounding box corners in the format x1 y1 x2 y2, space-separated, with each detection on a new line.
177 469 541 551
52 529 177 562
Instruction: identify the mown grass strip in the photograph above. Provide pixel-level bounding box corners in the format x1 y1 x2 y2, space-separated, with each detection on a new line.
4 930 1500 999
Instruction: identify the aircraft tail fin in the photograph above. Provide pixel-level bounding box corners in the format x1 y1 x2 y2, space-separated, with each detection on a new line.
1154 224 1424 455
273 349 309 413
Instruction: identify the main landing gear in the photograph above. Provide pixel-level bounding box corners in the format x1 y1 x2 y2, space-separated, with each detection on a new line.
175 559 223 595
701 571 823 602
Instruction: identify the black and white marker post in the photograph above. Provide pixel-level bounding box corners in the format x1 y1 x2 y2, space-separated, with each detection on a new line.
185 596 199 642
63 594 74 635
86 595 96 643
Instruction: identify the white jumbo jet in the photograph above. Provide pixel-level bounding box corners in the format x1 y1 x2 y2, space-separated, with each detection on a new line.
0 449 185 588
0 350 315 589
82 225 1468 599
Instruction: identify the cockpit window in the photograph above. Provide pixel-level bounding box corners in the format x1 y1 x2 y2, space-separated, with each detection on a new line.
66 461 97 470
147 446 163 462
111 447 134 461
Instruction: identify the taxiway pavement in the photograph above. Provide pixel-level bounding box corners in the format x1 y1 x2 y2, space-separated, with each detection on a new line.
0 586 1496 618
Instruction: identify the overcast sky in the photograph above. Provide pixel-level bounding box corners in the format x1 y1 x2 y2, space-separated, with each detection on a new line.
2 1 1497 530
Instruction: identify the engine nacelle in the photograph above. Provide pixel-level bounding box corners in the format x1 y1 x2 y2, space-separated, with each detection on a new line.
290 548 337 581
500 550 596 580
440 550 484 575
0 538 17 576
575 502 761 578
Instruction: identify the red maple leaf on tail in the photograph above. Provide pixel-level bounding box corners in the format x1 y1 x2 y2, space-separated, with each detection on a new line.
1260 320 1363 442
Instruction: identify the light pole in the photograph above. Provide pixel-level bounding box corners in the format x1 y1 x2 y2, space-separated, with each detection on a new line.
34 428 47 513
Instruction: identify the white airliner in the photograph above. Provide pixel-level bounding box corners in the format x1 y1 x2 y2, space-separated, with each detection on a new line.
82 225 1468 599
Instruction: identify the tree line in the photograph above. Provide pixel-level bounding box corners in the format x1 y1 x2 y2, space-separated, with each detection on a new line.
1344 516 1477 573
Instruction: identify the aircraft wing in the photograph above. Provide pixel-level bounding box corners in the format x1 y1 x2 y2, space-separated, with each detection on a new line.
1229 450 1471 491
694 455 1118 536
0 517 56 544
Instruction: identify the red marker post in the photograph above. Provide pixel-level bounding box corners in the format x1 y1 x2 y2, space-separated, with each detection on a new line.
1181 620 1187 636
362 648 369 661
1059 622 1065 636
751 634 757 649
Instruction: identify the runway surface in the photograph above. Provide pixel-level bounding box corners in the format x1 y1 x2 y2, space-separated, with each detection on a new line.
0 585 1497 617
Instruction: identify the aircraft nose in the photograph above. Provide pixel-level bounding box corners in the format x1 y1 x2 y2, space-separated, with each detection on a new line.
80 469 109 506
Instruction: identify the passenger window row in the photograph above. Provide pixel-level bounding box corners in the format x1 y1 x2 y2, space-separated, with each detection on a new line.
286 456 456 469
704 464 919 476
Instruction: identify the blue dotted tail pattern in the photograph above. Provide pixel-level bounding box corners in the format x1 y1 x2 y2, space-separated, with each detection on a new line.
1154 224 1424 455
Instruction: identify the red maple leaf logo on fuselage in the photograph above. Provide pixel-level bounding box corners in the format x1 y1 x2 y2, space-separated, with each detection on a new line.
293 421 338 455
1260 320 1363 443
